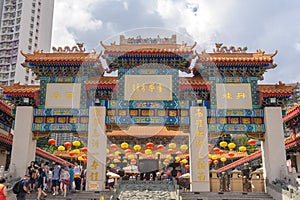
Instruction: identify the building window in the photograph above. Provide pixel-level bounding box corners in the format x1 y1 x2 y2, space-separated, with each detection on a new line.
28 46 32 51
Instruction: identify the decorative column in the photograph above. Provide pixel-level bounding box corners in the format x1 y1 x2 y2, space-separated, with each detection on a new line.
86 106 107 191
189 106 210 192
10 106 36 178
262 107 287 184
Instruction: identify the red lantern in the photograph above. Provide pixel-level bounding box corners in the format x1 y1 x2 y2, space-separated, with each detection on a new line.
176 151 183 156
48 139 56 146
82 154 87 159
156 144 164 150
83 159 87 163
124 149 132 154
213 147 220 153
64 142 72 149
185 165 190 169
168 149 175 154
81 147 88 153
213 160 219 165
180 160 184 165
69 151 75 157
208 143 213 149
218 150 224 155
184 154 189 159
208 158 212 165
228 152 235 157
248 139 256 146
146 142 154 149
110 144 118 149
108 154 115 159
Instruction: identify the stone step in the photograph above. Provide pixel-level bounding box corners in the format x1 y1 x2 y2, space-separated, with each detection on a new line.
7 191 113 200
180 192 274 200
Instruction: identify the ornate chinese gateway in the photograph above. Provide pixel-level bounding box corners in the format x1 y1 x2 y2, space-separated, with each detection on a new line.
0 35 297 194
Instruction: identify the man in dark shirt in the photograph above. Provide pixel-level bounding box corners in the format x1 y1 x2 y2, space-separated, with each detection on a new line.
16 174 30 200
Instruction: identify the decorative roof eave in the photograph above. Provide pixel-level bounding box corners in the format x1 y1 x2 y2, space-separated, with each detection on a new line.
258 82 298 98
179 77 211 90
84 76 118 90
0 99 13 115
20 50 102 63
196 49 278 63
0 83 40 100
283 103 300 122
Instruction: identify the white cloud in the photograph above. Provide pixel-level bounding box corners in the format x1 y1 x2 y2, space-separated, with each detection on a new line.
296 43 300 51
52 0 103 47
155 0 237 50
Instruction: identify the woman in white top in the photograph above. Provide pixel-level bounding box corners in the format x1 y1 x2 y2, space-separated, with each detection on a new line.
73 162 82 191
60 168 70 197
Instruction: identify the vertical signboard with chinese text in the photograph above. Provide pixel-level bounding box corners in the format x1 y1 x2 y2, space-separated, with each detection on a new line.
86 107 107 191
190 107 210 192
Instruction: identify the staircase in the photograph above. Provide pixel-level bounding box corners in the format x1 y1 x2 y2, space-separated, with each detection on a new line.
114 180 179 200
7 191 113 200
180 192 274 200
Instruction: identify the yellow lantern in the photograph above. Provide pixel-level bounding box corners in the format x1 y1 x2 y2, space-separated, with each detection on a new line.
181 159 188 164
106 148 109 154
114 151 121 156
169 143 176 149
127 154 135 160
211 155 218 160
113 158 120 163
208 153 212 159
239 146 247 152
72 141 81 148
175 156 181 162
109 164 115 168
73 149 80 154
180 144 188 152
219 141 228 148
133 145 141 151
145 149 152 155
166 155 172 160
121 142 129 149
228 143 236 150
220 157 227 162
155 152 162 157
78 156 83 161
58 146 65 151
123 159 127 163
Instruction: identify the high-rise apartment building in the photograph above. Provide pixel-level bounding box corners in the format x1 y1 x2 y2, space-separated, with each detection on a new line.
0 0 54 86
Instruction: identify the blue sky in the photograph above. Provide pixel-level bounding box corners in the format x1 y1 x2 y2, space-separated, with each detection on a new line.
51 0 300 84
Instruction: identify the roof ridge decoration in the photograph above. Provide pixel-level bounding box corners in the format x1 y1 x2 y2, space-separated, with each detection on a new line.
214 43 248 53
52 42 86 53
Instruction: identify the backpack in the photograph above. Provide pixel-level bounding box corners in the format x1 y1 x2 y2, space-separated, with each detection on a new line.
12 180 23 194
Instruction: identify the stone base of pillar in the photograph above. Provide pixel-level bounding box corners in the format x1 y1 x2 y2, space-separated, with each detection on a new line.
191 181 210 192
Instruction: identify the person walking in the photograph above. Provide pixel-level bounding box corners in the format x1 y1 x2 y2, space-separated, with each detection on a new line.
0 177 7 200
73 162 82 191
60 168 70 198
36 168 47 200
16 174 30 200
51 162 61 195
68 165 74 191
27 161 37 192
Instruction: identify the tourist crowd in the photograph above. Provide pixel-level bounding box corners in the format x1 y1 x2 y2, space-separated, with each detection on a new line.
14 161 86 200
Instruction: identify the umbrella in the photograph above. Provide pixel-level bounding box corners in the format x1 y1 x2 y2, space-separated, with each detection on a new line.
106 171 120 178
179 173 190 179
